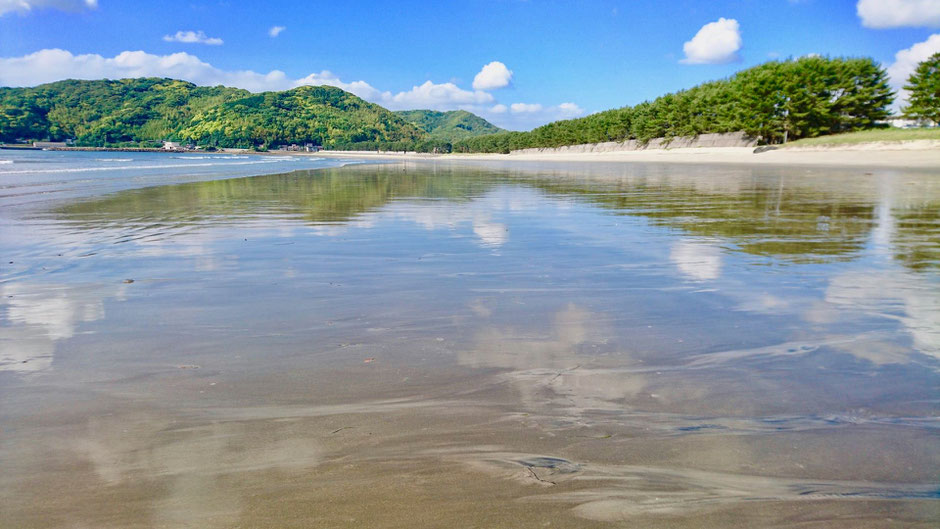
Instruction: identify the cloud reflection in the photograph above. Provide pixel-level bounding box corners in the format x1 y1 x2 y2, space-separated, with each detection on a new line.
0 283 120 373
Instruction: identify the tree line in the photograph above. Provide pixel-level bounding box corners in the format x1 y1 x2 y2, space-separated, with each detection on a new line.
453 56 894 153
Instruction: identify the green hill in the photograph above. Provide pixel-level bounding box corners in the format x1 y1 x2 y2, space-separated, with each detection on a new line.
0 78 424 150
394 109 505 142
179 85 423 149
0 78 249 147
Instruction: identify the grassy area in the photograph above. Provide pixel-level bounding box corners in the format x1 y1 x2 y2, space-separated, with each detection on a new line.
785 127 940 147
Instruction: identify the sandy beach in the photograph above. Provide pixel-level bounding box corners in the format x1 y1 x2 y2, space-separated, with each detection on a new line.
311 140 940 169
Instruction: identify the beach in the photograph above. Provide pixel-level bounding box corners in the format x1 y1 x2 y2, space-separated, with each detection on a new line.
1 151 938 528
308 140 940 169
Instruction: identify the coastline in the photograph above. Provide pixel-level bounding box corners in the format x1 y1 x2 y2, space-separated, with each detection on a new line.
312 140 940 169
7 140 938 170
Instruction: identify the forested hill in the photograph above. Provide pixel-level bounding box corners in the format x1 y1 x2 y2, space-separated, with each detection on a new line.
0 78 476 150
0 78 250 146
453 56 895 153
394 109 505 142
177 85 422 148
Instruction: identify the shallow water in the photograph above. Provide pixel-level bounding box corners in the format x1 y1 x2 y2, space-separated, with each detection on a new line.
0 156 938 528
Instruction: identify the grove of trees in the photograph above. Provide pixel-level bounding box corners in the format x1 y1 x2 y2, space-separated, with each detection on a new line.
453 56 894 153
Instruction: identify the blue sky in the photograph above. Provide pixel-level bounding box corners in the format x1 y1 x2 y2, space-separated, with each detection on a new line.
1 0 939 130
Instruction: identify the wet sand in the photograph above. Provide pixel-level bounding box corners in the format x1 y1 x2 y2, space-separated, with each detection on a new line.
1 158 938 528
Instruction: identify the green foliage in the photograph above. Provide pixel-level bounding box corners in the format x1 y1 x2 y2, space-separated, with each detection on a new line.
0 78 249 146
454 56 894 153
902 52 940 124
179 85 424 148
394 109 505 142
0 79 427 149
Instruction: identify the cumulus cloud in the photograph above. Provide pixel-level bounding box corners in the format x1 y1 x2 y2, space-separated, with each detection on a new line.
0 49 298 92
681 17 742 64
162 30 224 46
857 0 940 28
886 34 940 107
490 104 508 114
0 0 95 16
385 80 494 109
472 61 513 90
268 25 286 38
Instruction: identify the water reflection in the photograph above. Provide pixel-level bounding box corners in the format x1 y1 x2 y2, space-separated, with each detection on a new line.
1 160 938 527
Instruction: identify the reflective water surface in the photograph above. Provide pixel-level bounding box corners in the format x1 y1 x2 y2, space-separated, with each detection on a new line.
1 157 938 528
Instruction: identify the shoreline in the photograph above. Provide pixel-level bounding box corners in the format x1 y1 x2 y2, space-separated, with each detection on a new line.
313 140 940 169
6 141 938 169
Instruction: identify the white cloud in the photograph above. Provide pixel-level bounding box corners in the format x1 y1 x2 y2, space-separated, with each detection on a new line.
0 0 95 16
385 80 494 109
681 17 742 65
0 48 584 130
485 102 585 130
472 61 513 90
857 0 940 28
0 49 297 92
510 102 543 113
887 34 940 106
268 25 286 38
162 30 223 46
557 102 584 116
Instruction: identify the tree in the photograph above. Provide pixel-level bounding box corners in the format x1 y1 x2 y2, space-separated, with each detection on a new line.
903 52 940 124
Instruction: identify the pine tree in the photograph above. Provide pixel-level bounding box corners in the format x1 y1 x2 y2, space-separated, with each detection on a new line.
903 52 940 124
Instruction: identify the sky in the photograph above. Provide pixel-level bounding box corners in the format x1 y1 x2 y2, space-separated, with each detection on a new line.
1 0 938 130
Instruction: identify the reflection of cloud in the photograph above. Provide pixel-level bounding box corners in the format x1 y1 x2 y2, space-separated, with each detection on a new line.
307 195 512 248
0 283 114 373
459 304 646 411
472 220 507 247
670 239 722 281
67 413 322 526
825 271 940 362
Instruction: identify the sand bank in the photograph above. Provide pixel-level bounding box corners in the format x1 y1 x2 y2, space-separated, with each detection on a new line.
314 140 940 169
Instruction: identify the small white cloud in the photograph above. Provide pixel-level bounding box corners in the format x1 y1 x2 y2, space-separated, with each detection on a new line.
484 102 585 130
510 102 543 113
857 0 940 28
557 102 584 116
162 30 224 46
472 61 513 90
0 0 96 16
887 33 940 106
268 25 286 38
681 17 742 64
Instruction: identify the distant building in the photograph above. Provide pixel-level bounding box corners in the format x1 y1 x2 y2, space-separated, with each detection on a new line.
163 141 182 151
32 141 68 149
883 116 936 128
304 143 321 152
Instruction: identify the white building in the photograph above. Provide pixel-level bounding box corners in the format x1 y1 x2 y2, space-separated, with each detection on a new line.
163 141 182 151
884 116 936 128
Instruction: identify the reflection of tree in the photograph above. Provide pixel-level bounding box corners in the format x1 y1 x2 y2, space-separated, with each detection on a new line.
525 174 876 263
51 163 938 272
55 165 498 227
892 202 940 272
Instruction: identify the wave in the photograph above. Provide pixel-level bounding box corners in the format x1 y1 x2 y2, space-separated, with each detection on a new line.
0 159 281 175
95 158 134 162
172 155 251 160
0 160 12 165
